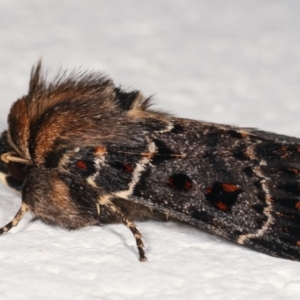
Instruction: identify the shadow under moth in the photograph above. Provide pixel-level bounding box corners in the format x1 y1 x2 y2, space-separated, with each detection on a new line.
1 61 300 262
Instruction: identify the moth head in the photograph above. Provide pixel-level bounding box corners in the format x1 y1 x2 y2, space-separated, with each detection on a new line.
5 60 169 166
5 60 116 165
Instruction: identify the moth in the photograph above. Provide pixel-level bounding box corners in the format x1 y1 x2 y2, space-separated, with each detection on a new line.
1 61 300 262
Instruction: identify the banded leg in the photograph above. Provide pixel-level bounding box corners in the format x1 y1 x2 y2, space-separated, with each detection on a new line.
0 203 28 234
99 196 147 261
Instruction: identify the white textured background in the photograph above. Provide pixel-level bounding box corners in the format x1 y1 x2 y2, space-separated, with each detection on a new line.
1 1 300 299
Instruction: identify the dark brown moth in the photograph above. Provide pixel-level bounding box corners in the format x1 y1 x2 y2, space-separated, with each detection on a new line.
1 61 300 262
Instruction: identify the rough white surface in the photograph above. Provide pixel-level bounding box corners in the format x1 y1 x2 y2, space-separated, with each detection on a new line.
1 1 300 299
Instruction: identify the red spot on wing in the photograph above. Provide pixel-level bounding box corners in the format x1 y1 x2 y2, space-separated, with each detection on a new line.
168 177 174 187
204 181 242 212
215 201 229 211
222 183 239 192
280 146 289 159
205 187 212 194
295 202 300 210
76 160 88 170
289 168 300 175
167 173 193 191
123 163 134 172
184 181 193 190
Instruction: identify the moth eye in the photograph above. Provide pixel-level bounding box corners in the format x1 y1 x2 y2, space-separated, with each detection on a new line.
75 160 88 170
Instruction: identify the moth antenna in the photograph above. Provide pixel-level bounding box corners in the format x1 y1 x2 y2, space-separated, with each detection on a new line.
99 196 147 261
0 203 28 234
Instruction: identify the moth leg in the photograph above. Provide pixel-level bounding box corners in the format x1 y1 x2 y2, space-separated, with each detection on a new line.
99 196 147 262
0 202 28 234
96 203 101 216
